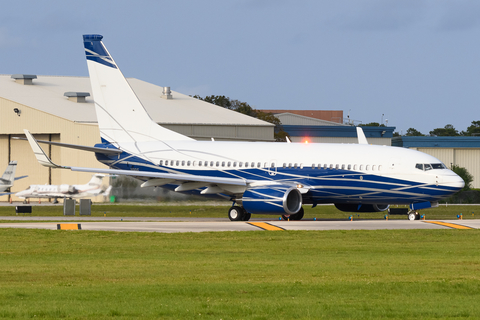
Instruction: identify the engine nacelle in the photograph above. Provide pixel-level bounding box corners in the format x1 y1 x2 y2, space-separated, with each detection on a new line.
59 184 76 194
334 203 389 213
242 187 302 215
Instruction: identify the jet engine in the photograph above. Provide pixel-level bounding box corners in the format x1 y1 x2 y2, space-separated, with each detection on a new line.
334 203 389 212
242 187 302 215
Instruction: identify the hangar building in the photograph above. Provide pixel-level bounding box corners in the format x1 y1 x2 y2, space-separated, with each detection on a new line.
0 74 274 202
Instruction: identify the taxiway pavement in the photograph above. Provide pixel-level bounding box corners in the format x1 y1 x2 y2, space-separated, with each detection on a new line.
0 216 478 233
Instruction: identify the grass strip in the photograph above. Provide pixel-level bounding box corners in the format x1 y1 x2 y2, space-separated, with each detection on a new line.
0 228 479 319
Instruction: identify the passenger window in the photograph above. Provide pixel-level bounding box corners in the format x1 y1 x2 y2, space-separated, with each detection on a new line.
378 165 382 171
353 164 357 170
221 161 225 167
238 162 242 168
244 162 248 168
159 160 163 166
300 164 303 169
348 164 351 170
341 164 345 170
289 163 292 168
187 161 191 166
216 161 219 167
271 163 275 168
312 164 315 169
324 164 328 169
233 162 236 167
227 162 231 167
372 165 376 171
257 162 261 168
415 163 424 171
294 163 298 169
182 161 185 166
251 162 255 168
366 165 370 171
176 160 180 166
359 165 363 170
330 164 333 169
283 163 287 168
335 164 339 169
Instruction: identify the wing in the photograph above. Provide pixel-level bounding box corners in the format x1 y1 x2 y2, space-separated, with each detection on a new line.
23 129 248 191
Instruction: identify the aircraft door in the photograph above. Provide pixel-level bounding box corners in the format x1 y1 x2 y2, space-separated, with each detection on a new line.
267 160 277 176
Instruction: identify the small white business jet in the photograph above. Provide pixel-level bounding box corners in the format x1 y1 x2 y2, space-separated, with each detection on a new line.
0 161 27 196
22 34 464 221
15 174 111 204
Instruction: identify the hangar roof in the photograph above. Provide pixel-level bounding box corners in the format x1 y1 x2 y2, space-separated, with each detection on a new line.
0 75 272 127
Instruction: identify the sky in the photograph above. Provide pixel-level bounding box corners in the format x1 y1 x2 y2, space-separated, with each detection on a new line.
1 0 479 135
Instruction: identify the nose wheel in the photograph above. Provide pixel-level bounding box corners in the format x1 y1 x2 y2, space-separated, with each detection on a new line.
408 211 420 221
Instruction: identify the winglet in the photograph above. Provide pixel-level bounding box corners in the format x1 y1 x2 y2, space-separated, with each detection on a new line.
356 127 368 145
23 129 67 168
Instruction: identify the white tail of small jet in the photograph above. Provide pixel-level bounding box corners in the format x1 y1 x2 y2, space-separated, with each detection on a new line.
0 161 18 190
83 34 192 144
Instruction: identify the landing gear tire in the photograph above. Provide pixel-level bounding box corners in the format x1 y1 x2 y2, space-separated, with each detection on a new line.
229 206 246 221
408 211 419 221
242 212 251 222
282 207 305 221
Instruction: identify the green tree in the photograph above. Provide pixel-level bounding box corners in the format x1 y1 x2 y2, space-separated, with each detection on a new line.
359 122 385 127
451 165 473 191
461 120 480 136
429 124 459 136
405 128 424 136
193 95 289 141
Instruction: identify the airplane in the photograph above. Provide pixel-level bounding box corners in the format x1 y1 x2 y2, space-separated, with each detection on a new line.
0 161 27 196
22 34 464 221
15 174 111 203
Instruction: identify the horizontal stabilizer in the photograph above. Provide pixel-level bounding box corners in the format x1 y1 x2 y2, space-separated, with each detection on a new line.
13 137 122 155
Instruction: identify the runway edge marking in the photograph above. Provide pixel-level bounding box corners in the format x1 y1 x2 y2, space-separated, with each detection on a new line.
57 223 82 230
248 222 285 231
423 221 474 230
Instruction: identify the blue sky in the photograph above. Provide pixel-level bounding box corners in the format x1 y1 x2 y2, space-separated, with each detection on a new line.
1 0 479 135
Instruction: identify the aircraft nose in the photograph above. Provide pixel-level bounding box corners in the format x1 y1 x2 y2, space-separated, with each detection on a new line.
442 173 465 190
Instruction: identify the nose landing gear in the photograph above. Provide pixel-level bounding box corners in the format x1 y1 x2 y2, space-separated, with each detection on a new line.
408 210 420 221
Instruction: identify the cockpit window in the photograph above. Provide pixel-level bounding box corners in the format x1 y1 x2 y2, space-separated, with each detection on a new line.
416 163 447 171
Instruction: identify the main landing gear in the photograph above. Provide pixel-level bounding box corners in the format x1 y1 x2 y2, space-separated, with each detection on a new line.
408 210 420 221
228 206 251 221
282 207 305 221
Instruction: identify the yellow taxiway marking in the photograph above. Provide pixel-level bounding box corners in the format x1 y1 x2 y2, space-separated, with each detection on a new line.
57 223 82 230
424 221 473 230
248 222 285 231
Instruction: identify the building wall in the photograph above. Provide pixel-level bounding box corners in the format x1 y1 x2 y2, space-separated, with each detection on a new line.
0 98 108 202
290 136 392 145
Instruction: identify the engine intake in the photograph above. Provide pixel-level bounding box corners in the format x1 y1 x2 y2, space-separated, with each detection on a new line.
334 203 389 213
242 187 302 215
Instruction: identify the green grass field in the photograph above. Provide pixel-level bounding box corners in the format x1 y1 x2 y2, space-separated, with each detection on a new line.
1 228 480 319
0 202 478 221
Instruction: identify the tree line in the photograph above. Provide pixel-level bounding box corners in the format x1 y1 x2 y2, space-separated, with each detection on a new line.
403 121 480 137
192 95 289 141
